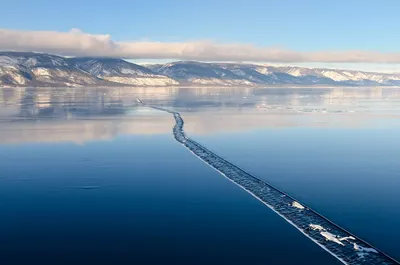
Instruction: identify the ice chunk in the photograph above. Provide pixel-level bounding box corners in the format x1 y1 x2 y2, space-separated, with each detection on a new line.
354 243 379 258
340 236 356 242
292 201 305 210
321 232 345 246
354 243 378 253
309 224 325 231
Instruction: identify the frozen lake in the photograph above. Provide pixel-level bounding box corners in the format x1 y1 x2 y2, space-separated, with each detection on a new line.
0 87 399 264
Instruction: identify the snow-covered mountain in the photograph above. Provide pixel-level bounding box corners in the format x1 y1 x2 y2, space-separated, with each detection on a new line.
153 61 400 86
1 52 400 87
69 58 178 86
0 52 105 87
0 52 178 87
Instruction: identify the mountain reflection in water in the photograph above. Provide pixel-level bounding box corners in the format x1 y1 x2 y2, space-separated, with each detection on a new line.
1 86 399 144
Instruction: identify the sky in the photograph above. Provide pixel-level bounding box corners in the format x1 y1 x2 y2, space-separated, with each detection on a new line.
1 0 400 72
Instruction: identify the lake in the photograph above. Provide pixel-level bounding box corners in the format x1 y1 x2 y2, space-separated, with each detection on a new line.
0 87 399 264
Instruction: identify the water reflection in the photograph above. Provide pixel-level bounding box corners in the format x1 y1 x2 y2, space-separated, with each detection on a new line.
1 86 400 263
1 87 400 144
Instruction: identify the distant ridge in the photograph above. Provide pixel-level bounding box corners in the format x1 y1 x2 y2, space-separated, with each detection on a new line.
1 52 400 87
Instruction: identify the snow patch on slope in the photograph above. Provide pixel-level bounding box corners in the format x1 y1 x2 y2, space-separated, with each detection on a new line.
189 78 256 86
320 70 350 81
0 66 29 85
104 76 179 86
255 67 271 75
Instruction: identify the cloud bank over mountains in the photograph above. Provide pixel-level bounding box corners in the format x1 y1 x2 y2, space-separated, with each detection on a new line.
1 28 400 63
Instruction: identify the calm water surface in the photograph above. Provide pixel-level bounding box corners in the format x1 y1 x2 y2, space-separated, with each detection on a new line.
0 87 399 264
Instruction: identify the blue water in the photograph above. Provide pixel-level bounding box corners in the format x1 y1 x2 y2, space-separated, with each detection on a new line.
0 135 340 265
194 127 400 261
0 87 399 264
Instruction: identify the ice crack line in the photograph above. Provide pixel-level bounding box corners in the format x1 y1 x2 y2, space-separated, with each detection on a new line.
139 100 399 265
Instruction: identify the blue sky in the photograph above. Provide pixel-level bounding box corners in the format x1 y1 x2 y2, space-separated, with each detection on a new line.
1 0 400 71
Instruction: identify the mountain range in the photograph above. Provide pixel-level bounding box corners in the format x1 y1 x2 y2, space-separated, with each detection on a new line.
1 51 400 87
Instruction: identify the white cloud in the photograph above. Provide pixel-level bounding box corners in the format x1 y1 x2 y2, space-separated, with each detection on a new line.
1 28 400 63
